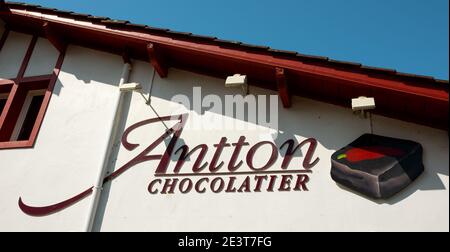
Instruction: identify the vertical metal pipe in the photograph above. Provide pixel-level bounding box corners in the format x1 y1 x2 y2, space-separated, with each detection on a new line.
84 62 132 232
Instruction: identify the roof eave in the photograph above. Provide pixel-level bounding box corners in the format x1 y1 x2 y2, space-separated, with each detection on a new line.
0 4 448 130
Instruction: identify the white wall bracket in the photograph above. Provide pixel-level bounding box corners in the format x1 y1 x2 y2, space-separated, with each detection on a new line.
119 82 142 92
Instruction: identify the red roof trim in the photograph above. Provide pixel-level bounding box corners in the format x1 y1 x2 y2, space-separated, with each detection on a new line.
0 2 448 130
2 1 448 85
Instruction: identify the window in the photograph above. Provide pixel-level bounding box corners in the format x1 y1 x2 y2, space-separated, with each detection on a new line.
0 78 52 148
11 89 46 141
0 91 9 116
0 80 12 119
0 32 65 149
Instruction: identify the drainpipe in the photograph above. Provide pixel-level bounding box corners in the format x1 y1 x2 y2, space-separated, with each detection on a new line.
84 59 132 232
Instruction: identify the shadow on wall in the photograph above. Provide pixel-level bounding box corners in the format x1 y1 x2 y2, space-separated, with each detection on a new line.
52 45 128 97
365 115 449 205
336 170 445 205
88 58 154 232
47 46 154 231
61 63 446 229
140 68 448 204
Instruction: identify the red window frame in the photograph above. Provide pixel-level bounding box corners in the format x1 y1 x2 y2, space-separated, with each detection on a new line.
0 30 65 149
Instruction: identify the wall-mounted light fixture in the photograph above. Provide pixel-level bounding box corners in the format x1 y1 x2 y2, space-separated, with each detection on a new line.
225 74 248 96
352 96 376 133
352 96 375 115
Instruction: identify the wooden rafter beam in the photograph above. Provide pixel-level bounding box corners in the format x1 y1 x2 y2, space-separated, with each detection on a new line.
276 67 291 108
146 42 168 78
42 22 66 53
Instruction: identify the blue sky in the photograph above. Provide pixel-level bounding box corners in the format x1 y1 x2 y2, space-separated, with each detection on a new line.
19 0 449 79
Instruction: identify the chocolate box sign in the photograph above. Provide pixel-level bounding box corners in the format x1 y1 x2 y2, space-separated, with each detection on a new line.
331 134 424 199
18 114 320 216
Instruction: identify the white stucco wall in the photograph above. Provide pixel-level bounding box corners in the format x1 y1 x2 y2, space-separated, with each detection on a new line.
0 32 448 231
0 39 124 231
95 66 448 232
24 37 59 77
0 31 31 79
